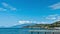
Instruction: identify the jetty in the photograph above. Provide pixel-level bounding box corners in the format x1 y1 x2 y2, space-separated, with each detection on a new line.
29 30 60 34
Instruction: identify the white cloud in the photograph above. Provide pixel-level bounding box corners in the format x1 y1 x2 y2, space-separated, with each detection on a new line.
0 8 7 11
2 2 9 7
55 16 60 21
2 2 17 11
10 8 17 11
40 22 48 24
19 14 60 24
46 14 58 20
45 14 60 23
19 21 31 24
19 20 42 24
49 2 60 10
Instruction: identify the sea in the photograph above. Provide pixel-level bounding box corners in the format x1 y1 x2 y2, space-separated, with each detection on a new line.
0 28 60 34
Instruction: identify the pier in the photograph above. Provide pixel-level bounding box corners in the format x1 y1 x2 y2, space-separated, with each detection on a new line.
29 30 60 34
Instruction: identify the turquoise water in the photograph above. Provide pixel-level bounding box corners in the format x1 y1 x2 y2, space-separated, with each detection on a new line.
0 28 20 34
0 28 45 34
0 28 60 34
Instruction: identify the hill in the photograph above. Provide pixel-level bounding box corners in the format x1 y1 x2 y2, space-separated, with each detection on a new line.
25 21 60 29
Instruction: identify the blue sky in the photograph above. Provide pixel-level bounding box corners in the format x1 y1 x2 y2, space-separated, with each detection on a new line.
0 0 60 27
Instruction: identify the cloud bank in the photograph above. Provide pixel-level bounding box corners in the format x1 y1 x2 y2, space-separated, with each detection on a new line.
45 14 60 22
0 2 17 12
19 20 43 24
49 2 60 10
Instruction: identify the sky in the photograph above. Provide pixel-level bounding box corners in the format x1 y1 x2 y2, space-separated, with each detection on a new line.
0 0 60 27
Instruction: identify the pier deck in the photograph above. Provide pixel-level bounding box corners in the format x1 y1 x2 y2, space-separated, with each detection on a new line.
29 30 60 34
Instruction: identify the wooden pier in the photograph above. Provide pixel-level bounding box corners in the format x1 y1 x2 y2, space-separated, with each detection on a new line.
29 30 60 34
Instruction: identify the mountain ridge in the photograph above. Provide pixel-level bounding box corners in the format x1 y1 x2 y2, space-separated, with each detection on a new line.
0 23 36 28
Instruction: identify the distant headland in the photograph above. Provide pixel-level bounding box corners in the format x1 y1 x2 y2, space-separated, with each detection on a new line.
25 21 60 30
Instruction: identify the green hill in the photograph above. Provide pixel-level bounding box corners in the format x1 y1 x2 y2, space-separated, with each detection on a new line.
25 21 60 29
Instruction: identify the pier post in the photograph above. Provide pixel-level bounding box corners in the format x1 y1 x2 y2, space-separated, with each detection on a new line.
53 32 54 34
31 32 33 34
45 32 46 34
37 32 39 34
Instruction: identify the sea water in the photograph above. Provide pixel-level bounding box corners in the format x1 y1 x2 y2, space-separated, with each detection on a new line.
0 28 60 34
0 28 45 34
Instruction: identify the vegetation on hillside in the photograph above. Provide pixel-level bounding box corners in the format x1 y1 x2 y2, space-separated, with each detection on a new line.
25 21 60 29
